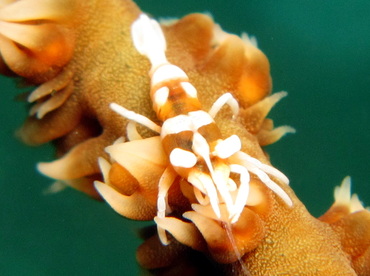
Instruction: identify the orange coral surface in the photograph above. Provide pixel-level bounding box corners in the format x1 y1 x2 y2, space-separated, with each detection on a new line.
0 0 369 275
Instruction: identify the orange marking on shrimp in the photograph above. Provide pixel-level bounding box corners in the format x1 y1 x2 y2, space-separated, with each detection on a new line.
110 14 292 245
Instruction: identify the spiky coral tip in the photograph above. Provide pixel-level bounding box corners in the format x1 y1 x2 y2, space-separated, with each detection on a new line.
334 176 366 213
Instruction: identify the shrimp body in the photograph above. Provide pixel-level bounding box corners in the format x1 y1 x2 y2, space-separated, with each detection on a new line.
110 14 292 244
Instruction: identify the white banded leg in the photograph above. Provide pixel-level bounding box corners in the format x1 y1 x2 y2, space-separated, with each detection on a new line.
235 152 292 207
157 166 177 245
236 151 289 185
211 163 234 220
110 103 162 133
229 164 251 223
247 165 292 207
208 92 240 119
188 170 221 218
193 187 209 205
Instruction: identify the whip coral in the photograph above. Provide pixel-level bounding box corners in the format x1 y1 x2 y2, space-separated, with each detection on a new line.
1 0 369 275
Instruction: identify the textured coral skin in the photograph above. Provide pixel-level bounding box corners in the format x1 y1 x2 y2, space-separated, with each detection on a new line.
1 0 369 275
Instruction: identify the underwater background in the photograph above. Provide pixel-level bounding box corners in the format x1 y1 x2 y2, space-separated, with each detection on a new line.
1 1 369 275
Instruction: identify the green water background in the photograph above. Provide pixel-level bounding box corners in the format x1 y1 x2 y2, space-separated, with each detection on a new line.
1 1 369 275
